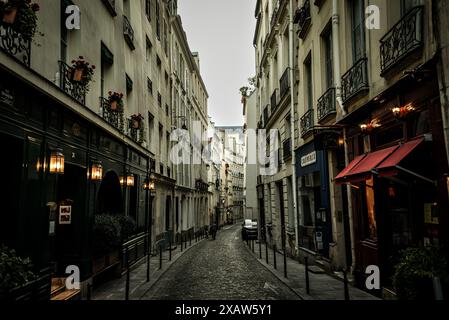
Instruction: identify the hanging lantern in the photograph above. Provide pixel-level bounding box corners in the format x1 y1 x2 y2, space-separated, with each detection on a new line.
143 178 156 196
392 103 415 120
126 174 135 187
49 149 64 174
90 161 103 181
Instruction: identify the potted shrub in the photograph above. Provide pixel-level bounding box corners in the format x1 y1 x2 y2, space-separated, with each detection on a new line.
107 91 124 112
0 0 40 41
130 113 144 129
0 245 36 300
117 215 137 242
69 56 95 91
393 246 449 300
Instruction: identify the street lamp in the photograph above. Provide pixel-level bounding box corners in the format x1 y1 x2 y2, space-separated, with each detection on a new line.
143 178 156 197
49 149 64 174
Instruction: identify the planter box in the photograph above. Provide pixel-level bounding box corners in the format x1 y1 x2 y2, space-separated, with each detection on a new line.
93 251 120 275
2 7 18 24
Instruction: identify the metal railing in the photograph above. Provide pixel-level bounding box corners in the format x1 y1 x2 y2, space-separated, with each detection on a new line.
263 105 270 128
271 89 278 113
280 69 290 99
127 119 144 144
123 15 135 50
380 6 423 75
341 57 369 103
0 24 31 67
317 87 336 123
100 97 124 132
300 109 314 137
59 61 87 105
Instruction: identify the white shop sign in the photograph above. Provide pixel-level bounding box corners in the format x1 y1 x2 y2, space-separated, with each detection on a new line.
301 151 317 168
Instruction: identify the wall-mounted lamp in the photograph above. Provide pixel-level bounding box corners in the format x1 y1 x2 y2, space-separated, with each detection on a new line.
143 177 156 196
392 103 415 120
90 160 103 181
49 149 64 174
338 137 345 147
360 120 381 134
120 173 135 187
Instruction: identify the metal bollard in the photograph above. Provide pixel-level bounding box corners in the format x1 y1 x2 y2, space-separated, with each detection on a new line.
190 233 192 247
259 241 262 259
305 257 310 295
344 269 350 301
273 245 277 270
169 240 172 261
125 248 130 300
159 245 163 270
283 248 287 279
251 240 255 253
146 245 151 282
265 242 269 264
181 235 184 252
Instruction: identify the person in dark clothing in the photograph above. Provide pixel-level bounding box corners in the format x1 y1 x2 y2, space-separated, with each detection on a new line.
210 223 217 240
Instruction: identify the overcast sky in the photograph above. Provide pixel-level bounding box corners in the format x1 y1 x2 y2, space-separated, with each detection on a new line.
178 0 256 127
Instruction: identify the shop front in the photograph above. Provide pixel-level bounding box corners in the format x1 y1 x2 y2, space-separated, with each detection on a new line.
336 64 449 292
0 65 153 299
295 141 332 259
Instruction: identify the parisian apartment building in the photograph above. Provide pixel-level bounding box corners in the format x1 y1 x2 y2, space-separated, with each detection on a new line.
0 0 210 299
251 0 449 297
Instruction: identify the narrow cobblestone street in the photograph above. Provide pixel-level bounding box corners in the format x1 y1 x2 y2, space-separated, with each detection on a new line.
141 225 301 300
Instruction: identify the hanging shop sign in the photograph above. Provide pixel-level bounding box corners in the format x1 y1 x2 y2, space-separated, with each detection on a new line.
301 151 317 168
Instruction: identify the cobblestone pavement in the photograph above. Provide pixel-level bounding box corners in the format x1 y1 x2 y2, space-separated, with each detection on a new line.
141 225 301 300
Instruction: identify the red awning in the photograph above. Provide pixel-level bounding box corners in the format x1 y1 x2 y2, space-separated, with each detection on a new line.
335 146 399 185
335 155 366 182
376 138 425 176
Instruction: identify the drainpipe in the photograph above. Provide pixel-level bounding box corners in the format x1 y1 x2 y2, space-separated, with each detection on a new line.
332 0 346 116
289 0 299 253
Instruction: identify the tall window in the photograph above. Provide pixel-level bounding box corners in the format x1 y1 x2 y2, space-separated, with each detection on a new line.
146 37 152 62
401 0 421 15
323 31 334 89
60 0 72 62
156 0 161 40
101 43 113 97
305 57 313 109
145 0 151 21
351 0 366 62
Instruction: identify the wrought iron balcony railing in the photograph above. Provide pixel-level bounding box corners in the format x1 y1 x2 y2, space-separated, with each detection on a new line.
100 97 124 132
300 109 314 137
283 138 292 160
380 6 423 75
280 68 290 99
341 57 369 103
123 15 135 50
127 118 144 144
59 61 86 105
101 0 117 16
317 87 336 123
295 0 311 39
0 24 31 67
271 89 278 113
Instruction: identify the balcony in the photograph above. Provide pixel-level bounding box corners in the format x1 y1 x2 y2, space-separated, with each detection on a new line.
270 0 280 28
300 109 314 137
283 138 292 160
127 119 145 144
380 6 423 76
280 69 290 99
123 15 135 50
341 57 369 103
0 24 31 67
59 61 86 105
271 90 278 113
100 97 124 132
317 87 336 123
295 0 311 40
102 0 117 17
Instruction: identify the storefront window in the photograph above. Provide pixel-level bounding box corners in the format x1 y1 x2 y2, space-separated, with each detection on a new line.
365 178 377 240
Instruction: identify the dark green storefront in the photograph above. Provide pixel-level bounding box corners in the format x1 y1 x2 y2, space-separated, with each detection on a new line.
0 65 152 298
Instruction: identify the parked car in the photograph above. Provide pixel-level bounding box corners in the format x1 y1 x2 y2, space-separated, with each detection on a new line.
242 219 258 241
